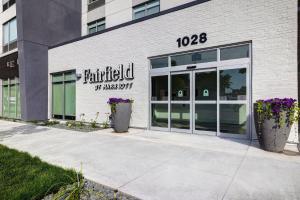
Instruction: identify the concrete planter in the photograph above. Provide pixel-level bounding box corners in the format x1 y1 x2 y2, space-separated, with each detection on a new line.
111 103 132 133
254 106 291 152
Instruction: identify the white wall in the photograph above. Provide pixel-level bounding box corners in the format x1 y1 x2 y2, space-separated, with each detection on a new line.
51 0 298 141
87 4 105 24
105 0 132 28
82 0 198 36
82 0 88 35
160 0 194 10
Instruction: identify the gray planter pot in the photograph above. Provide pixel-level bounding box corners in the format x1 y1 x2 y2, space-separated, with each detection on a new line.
111 103 132 133
254 106 291 152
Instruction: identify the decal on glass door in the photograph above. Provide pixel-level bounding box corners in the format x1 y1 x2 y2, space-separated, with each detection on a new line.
203 89 209 97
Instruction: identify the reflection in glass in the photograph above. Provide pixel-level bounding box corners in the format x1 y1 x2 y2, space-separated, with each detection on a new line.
152 76 168 101
171 50 217 66
195 104 217 131
171 104 190 129
151 57 168 69
195 71 217 101
171 74 190 101
220 44 249 60
220 68 246 100
220 104 247 134
152 104 168 128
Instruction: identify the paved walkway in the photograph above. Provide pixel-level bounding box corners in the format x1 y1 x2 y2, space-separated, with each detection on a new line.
1 120 300 200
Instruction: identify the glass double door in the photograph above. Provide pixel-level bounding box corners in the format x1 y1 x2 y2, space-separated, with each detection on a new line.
170 66 248 137
171 69 217 134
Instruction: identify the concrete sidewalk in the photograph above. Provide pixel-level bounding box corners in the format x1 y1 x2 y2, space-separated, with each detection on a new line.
1 120 300 200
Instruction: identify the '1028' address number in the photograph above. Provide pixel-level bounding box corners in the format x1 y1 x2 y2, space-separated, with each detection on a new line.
176 33 207 48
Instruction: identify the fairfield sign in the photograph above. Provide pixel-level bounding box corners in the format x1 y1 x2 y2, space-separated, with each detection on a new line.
83 63 134 91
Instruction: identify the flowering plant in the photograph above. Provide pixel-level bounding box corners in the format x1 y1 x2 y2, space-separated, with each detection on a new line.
107 98 133 113
256 98 299 129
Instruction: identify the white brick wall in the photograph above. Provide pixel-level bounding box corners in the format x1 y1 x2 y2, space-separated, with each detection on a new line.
51 0 298 141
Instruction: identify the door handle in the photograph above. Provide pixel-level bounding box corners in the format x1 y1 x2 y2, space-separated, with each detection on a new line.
186 65 196 70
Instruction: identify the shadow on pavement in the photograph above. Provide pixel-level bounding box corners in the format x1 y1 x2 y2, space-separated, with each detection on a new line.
0 124 49 141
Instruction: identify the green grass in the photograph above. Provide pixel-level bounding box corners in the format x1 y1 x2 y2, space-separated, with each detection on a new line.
0 144 78 200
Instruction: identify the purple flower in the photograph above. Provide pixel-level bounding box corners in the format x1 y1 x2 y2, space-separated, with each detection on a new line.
107 98 132 105
256 98 297 128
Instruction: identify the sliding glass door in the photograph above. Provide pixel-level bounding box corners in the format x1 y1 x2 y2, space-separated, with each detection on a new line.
150 43 251 138
193 69 217 135
150 65 249 138
171 72 192 133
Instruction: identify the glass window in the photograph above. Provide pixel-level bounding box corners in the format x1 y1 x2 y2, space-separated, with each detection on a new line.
64 82 76 117
2 85 9 117
52 83 64 116
88 18 105 34
133 0 160 20
220 68 247 100
52 71 76 120
195 71 217 101
52 74 63 82
151 76 168 101
151 104 168 128
3 23 9 45
150 57 168 69
195 104 217 132
9 18 17 42
64 72 76 81
3 18 17 52
171 104 190 129
88 0 97 3
171 74 190 101
220 104 247 134
1 77 20 119
220 45 250 60
171 50 217 66
2 0 15 12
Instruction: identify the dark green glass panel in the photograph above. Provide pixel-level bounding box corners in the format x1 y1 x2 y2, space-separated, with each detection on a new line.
151 76 168 101
52 74 63 82
151 57 168 69
171 50 217 66
171 104 190 129
16 83 21 119
52 83 64 115
220 68 247 100
64 72 76 81
195 71 217 101
2 85 9 117
9 84 16 118
220 44 249 60
151 104 168 128
64 82 76 116
171 74 190 101
220 104 247 134
195 104 217 132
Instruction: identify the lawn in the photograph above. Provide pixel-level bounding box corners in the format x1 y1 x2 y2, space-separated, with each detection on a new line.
0 144 78 200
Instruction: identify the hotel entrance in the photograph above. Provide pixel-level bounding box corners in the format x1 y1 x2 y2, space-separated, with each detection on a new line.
150 43 251 138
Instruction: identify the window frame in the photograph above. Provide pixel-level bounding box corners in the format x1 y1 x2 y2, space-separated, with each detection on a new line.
3 17 17 53
88 0 105 12
2 0 15 12
133 0 160 20
87 18 106 35
51 71 76 120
